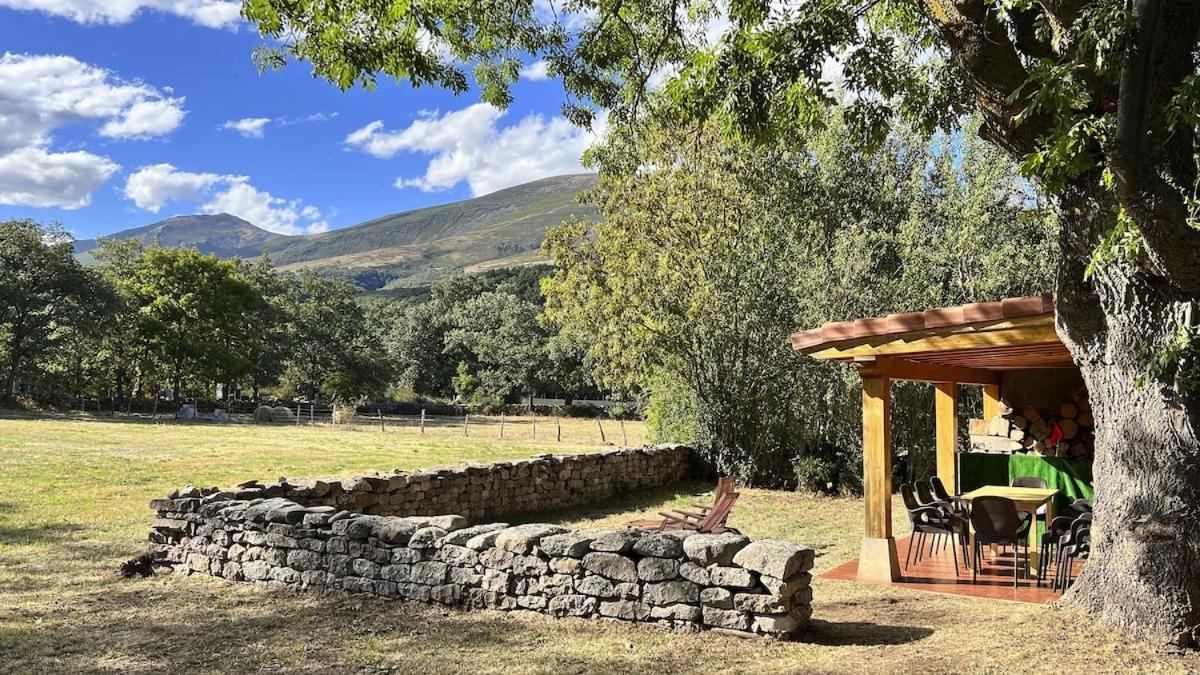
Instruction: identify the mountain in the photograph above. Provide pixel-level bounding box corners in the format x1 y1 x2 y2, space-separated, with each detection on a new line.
262 173 597 288
79 174 598 289
75 213 288 262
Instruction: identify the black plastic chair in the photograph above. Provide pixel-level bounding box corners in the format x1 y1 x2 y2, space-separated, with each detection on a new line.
930 476 970 517
901 483 966 574
1036 515 1075 586
1054 513 1092 592
970 496 1031 587
1010 475 1047 521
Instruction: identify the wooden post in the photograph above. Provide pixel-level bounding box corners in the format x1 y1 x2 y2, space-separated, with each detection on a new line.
620 419 628 446
296 403 301 426
597 418 606 443
379 409 385 432
857 363 900 582
500 413 506 440
310 403 314 426
464 413 469 436
152 395 159 420
935 382 959 494
532 415 537 440
983 383 1002 421
556 417 562 442
420 409 426 434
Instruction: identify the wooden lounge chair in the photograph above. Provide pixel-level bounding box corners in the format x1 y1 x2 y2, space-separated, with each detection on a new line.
686 476 736 516
626 491 742 534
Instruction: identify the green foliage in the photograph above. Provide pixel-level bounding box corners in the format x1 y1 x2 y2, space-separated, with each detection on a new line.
544 110 1056 488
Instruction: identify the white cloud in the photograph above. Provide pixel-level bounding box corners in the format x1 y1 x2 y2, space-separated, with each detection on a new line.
519 60 551 81
0 146 119 209
222 117 272 138
345 103 603 196
0 52 185 208
0 0 242 29
122 163 328 235
124 163 226 212
100 97 187 138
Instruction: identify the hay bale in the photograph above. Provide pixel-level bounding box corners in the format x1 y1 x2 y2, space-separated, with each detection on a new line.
271 406 296 423
253 406 274 423
332 409 354 425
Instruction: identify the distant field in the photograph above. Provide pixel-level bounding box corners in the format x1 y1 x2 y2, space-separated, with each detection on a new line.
0 415 1195 673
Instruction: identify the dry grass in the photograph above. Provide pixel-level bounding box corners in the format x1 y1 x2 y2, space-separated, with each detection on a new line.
0 415 1194 674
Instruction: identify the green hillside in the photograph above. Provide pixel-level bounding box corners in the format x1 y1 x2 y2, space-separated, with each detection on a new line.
78 174 597 289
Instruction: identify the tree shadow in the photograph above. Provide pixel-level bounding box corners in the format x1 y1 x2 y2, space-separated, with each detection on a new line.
800 619 934 646
0 521 86 546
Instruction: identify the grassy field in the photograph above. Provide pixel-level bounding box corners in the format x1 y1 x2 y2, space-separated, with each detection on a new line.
0 415 1194 673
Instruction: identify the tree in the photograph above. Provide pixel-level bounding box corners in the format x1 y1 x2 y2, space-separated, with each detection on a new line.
243 0 1200 641
443 290 549 403
0 220 99 403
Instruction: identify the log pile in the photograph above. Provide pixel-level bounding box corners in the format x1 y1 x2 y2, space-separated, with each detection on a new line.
969 386 1094 458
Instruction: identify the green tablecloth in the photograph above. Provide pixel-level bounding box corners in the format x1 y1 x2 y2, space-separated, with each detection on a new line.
957 453 1093 535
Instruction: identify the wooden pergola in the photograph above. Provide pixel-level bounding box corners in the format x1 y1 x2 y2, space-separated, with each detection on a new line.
791 294 1075 582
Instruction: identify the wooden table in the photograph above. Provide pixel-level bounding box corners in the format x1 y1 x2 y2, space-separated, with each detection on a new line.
960 485 1058 577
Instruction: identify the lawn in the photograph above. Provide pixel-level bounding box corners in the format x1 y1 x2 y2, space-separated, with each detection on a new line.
0 414 1193 673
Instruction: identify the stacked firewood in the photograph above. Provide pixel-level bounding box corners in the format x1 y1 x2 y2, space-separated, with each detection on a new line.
970 386 1095 458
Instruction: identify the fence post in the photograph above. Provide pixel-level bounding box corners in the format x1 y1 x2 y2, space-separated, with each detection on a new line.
597 418 606 443
379 408 385 432
532 415 537 440
464 413 469 436
309 403 314 425
152 395 159 421
500 413 505 440
620 419 628 446
556 417 562 442
420 409 426 434
296 403 301 425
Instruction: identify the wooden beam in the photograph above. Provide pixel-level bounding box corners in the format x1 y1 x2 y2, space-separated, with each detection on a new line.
857 364 899 582
935 382 958 493
868 356 999 385
983 383 1002 420
806 315 1060 360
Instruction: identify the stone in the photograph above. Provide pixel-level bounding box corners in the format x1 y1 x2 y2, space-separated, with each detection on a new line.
494 524 568 554
549 557 581 575
682 533 750 567
410 561 449 585
391 548 422 564
649 604 702 623
434 544 479 567
450 567 482 586
270 566 300 584
539 531 597 557
518 595 548 610
548 594 597 617
637 557 680 582
286 549 323 572
702 606 751 631
430 584 463 605
599 600 650 621
700 587 733 609
752 606 812 634
632 533 684 558
425 515 468 532
581 552 638 582
481 569 513 593
575 575 616 598
734 589 808 614
678 561 710 586
731 540 815 580
589 529 642 553
381 564 411 582
479 548 517 570
333 515 387 540
510 553 550 577
242 560 271 581
613 582 640 600
760 572 812 599
409 526 448 549
371 519 420 545
351 558 381 579
643 580 699 606
709 566 755 589
465 529 505 551
441 523 508 547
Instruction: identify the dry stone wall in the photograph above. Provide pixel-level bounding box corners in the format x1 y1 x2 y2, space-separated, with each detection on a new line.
204 446 691 523
145 445 814 637
148 494 814 638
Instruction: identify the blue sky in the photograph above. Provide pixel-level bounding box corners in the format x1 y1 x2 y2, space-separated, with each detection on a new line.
0 3 596 239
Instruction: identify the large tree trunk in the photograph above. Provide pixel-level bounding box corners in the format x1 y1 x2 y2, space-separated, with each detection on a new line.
1054 182 1200 646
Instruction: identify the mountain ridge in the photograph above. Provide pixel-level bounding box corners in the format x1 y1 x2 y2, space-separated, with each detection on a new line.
76 174 598 288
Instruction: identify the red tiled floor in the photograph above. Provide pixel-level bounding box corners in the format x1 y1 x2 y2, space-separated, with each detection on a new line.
821 535 1081 604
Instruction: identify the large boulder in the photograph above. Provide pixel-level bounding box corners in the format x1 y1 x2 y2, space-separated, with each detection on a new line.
581 552 638 582
731 540 815 580
494 524 568 554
